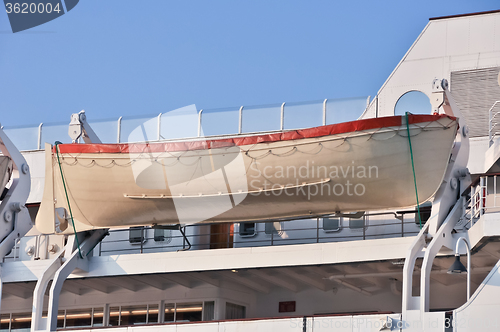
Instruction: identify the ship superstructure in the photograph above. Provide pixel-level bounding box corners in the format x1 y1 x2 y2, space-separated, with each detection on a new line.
1 10 500 332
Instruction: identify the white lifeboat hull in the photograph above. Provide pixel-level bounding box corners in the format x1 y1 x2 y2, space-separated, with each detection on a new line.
36 114 458 232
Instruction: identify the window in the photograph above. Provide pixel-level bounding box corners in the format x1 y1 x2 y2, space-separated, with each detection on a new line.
163 302 212 323
265 222 283 235
120 305 147 325
415 203 432 225
239 222 256 237
322 217 341 232
3 308 105 330
129 227 146 244
10 312 31 331
108 306 120 326
225 302 246 319
175 302 203 322
108 304 158 326
92 307 104 327
57 310 65 329
154 228 172 243
1 313 10 332
64 308 92 328
164 303 175 323
349 217 365 230
203 301 215 321
147 304 159 324
394 90 431 116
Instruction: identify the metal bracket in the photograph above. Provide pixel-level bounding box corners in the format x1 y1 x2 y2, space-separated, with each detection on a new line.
401 79 471 323
68 110 102 144
430 79 448 113
31 229 108 332
0 126 33 313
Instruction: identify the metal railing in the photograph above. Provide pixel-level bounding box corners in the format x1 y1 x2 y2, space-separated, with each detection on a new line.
2 238 20 262
461 175 500 228
2 211 422 262
1 97 369 151
488 101 500 146
462 180 486 228
91 211 421 257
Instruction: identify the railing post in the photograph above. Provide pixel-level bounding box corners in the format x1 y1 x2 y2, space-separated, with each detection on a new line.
140 227 144 254
316 218 320 243
322 99 327 125
157 113 162 141
362 218 366 240
472 185 477 225
182 226 186 249
198 110 203 137
477 176 486 219
490 102 493 146
238 106 243 134
280 102 285 131
495 175 497 208
38 123 43 150
117 117 122 143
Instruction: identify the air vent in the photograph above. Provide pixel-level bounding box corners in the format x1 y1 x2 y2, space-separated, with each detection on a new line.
451 67 500 138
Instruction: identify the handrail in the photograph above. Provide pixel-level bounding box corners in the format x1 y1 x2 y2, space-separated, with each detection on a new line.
157 113 162 140
37 123 43 150
238 106 243 134
197 109 203 137
280 102 285 130
6 210 422 260
117 116 122 143
461 176 490 229
2 97 368 151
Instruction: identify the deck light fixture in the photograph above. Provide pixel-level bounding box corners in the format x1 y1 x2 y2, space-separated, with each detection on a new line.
447 237 471 300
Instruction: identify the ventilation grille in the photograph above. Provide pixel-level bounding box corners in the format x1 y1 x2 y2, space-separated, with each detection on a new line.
451 67 500 138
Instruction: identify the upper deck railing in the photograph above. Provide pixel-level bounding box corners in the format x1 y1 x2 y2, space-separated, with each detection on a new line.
1 97 369 151
461 174 500 229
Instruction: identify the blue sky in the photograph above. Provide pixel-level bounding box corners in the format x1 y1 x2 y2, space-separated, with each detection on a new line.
0 0 499 128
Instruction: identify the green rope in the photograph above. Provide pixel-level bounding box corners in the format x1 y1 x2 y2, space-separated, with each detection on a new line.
405 112 422 229
55 142 83 258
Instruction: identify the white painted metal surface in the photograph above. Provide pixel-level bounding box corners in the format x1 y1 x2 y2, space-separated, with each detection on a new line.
0 126 33 313
363 11 500 121
2 10 500 332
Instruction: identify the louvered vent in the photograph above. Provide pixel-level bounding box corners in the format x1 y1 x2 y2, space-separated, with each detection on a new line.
450 67 500 138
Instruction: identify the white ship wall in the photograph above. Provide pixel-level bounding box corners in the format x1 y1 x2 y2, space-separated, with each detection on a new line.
454 259 500 331
363 11 500 119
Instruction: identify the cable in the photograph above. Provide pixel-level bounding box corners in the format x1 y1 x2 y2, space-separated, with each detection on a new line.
55 141 83 258
405 113 422 229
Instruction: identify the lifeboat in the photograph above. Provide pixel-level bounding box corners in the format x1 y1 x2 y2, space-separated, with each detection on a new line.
36 113 458 233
